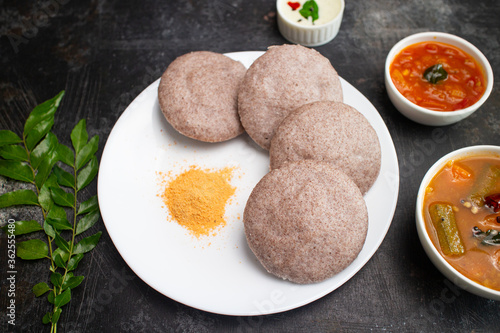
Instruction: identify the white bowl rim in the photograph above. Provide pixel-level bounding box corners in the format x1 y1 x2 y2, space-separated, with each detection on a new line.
416 145 500 297
276 0 345 30
385 31 494 116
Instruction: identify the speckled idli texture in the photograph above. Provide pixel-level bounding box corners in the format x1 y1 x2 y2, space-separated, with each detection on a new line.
270 101 381 194
158 51 246 142
238 44 343 150
244 160 368 284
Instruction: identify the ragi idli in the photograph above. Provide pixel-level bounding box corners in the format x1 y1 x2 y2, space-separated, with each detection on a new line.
243 160 368 284
238 44 343 150
158 51 246 142
269 101 381 194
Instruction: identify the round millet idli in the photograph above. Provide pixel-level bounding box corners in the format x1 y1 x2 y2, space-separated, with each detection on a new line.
158 51 246 142
238 44 343 150
244 160 368 284
269 101 381 194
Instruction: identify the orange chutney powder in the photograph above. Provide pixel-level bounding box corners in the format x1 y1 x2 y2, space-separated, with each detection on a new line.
160 166 236 237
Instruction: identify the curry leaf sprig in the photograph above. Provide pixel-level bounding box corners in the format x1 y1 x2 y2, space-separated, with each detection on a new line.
0 91 101 333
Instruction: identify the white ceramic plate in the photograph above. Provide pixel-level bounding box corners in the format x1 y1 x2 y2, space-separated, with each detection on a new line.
98 51 400 316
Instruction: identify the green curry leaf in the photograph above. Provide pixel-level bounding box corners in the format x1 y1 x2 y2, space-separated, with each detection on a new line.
26 117 55 152
1 90 101 332
0 130 22 147
17 239 49 260
70 119 88 155
76 135 99 170
33 282 51 297
50 187 75 208
0 189 39 208
77 195 98 215
299 0 319 23
75 209 100 235
0 160 34 183
0 220 42 236
31 132 58 171
0 144 28 161
423 64 448 84
24 91 64 137
73 231 102 254
77 156 98 190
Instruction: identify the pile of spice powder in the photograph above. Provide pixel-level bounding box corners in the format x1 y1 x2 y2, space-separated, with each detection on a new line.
161 166 236 237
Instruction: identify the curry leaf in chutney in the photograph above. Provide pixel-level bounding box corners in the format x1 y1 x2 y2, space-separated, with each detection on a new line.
299 0 319 23
423 64 448 84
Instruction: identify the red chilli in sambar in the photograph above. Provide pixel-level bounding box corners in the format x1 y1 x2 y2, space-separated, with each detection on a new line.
423 155 500 291
390 41 486 111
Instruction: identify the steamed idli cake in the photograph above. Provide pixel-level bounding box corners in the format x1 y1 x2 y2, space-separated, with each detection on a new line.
238 44 343 150
269 101 381 194
158 51 246 142
244 160 368 284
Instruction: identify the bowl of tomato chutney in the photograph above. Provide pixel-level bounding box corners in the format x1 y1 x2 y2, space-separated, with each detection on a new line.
385 32 493 126
416 145 500 300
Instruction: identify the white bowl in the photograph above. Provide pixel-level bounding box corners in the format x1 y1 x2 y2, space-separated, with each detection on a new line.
276 0 345 47
416 145 500 300
385 32 494 126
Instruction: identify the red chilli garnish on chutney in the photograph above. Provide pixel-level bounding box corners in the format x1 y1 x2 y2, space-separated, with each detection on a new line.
287 1 300 10
485 193 500 212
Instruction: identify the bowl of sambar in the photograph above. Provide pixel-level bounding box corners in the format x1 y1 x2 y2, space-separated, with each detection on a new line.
416 145 500 300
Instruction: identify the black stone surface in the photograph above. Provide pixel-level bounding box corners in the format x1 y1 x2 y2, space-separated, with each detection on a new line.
1 0 500 332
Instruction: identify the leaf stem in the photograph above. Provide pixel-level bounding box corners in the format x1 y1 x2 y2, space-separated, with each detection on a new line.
23 130 60 331
56 157 79 304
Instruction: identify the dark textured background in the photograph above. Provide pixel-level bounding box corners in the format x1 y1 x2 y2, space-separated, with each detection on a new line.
1 0 500 332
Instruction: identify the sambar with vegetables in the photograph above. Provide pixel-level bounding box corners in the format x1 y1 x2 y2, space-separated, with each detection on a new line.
423 154 500 291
